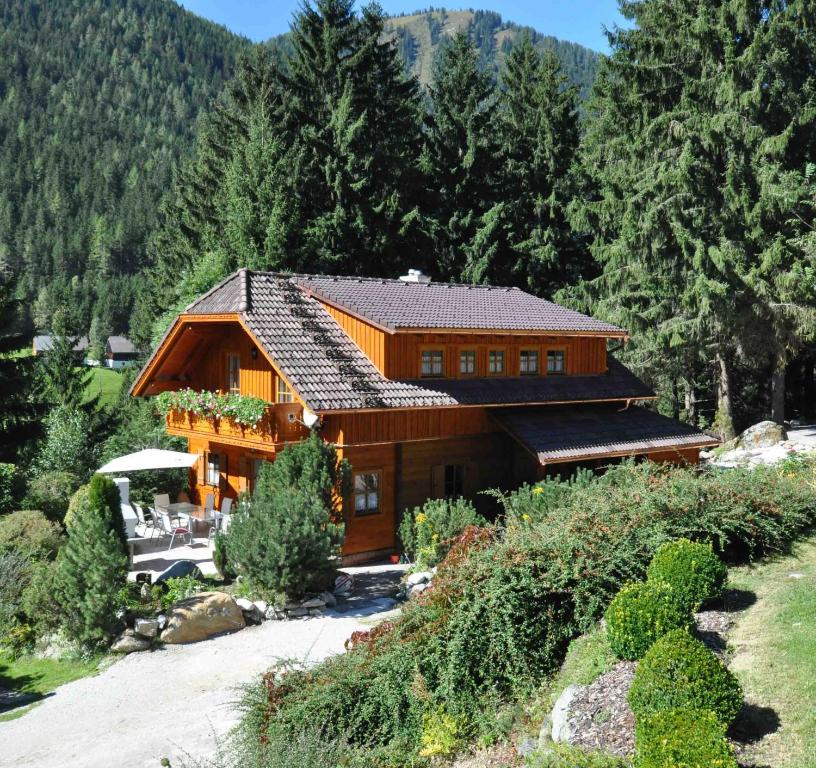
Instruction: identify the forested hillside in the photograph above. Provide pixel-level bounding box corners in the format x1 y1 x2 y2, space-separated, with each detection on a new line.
0 0 250 337
385 9 599 97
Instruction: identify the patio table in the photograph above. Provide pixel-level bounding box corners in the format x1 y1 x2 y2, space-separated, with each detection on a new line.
165 502 213 533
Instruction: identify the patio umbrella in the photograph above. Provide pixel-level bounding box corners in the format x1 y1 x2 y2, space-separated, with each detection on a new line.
96 449 200 474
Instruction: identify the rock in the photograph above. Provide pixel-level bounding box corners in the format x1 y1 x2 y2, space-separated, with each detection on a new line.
160 592 245 644
409 583 428 597
319 590 337 607
301 597 326 609
157 614 168 631
254 600 269 615
155 560 203 585
308 608 323 616
235 597 263 625
550 685 582 744
737 420 787 449
334 573 354 595
139 583 151 600
112 629 151 653
517 738 537 757
134 618 159 639
789 572 806 579
287 607 308 618
406 571 432 587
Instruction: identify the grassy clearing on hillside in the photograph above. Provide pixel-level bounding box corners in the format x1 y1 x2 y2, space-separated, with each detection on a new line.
729 535 816 768
82 367 123 409
0 652 104 722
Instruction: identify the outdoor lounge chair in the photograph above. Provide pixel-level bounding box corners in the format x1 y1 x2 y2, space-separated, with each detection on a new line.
157 510 191 551
132 503 157 540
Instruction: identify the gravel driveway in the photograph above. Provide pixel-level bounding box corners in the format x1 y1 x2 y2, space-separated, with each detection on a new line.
0 573 402 768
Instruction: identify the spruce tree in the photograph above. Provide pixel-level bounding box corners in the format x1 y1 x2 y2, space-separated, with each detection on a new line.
422 33 500 281
466 39 588 294
575 0 816 436
55 474 127 647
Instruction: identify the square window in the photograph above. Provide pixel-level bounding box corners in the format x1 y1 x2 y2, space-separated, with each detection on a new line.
444 464 464 498
547 350 566 375
227 354 240 395
488 350 504 374
421 350 444 377
354 472 380 516
277 377 294 403
520 350 539 375
459 350 476 375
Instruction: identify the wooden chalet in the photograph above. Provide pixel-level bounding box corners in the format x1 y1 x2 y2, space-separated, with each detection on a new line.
131 269 718 561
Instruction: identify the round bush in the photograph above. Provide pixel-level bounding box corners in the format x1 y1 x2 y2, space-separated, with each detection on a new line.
0 509 64 560
605 581 694 660
629 630 743 727
647 538 727 611
634 708 737 768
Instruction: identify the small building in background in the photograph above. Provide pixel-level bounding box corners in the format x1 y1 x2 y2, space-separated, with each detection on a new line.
105 336 137 369
32 334 89 358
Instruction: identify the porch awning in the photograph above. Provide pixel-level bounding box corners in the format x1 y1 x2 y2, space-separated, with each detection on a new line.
97 449 200 474
492 404 719 465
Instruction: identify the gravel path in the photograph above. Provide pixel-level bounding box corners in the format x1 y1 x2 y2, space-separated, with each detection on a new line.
0 606 390 768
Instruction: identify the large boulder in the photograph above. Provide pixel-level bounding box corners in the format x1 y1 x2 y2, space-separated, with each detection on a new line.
160 591 245 644
112 629 151 654
737 420 787 449
155 560 203 584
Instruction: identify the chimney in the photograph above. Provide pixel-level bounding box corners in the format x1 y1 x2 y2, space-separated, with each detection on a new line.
399 269 431 284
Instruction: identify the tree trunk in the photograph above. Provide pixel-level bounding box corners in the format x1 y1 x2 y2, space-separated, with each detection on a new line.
715 350 735 441
771 350 786 425
684 380 697 426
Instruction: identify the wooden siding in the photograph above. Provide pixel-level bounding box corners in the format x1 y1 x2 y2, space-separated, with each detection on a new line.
323 303 387 371
384 333 607 379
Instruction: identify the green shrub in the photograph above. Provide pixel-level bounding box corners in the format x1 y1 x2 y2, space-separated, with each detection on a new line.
0 550 32 648
26 470 82 522
0 509 64 559
527 743 629 767
399 497 486 569
647 538 727 611
161 575 204 608
213 532 234 579
19 559 62 638
0 462 25 515
54 475 128 647
629 630 743 727
605 581 693 660
34 405 97 480
64 484 89 531
634 708 737 768
226 436 346 599
419 707 463 757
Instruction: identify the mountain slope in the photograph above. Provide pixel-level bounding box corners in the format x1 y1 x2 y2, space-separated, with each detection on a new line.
385 9 600 97
0 0 250 331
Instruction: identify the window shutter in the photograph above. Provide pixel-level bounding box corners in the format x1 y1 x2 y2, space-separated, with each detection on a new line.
238 457 249 493
219 452 228 492
430 464 445 499
196 454 206 486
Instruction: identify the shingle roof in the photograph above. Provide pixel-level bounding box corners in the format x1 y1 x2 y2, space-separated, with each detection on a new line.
293 274 625 334
32 335 89 353
493 404 719 464
174 270 647 413
106 336 136 354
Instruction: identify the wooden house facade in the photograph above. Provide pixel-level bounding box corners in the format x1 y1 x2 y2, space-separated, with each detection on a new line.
131 270 718 561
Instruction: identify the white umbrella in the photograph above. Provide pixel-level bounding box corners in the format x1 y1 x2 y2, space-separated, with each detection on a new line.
96 449 200 474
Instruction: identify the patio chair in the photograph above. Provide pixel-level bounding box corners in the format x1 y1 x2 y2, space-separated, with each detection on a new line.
154 493 171 512
132 503 157 540
203 491 215 516
207 497 234 545
157 510 191 551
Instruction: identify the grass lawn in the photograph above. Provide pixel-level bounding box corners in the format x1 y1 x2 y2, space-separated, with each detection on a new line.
82 366 124 409
728 536 816 768
0 652 105 722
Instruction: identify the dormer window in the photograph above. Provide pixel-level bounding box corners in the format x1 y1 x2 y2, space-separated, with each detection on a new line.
421 350 444 377
547 350 566 375
459 350 476 375
277 377 294 403
520 350 539 375
227 354 241 395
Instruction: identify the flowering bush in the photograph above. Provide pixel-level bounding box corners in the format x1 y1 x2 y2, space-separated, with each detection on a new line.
155 388 269 427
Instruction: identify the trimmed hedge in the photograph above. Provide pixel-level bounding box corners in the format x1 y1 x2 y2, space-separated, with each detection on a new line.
629 630 743 727
605 581 693 660
634 708 737 768
647 538 727 611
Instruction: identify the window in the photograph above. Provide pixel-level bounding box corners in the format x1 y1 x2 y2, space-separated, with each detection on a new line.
227 354 241 395
444 464 464 498
421 350 444 377
547 350 566 375
354 472 380 516
520 350 539 375
459 350 476 375
488 350 505 374
249 458 267 493
206 453 220 486
277 377 294 403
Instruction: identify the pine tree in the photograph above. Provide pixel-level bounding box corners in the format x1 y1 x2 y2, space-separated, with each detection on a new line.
575 0 816 436
0 275 43 461
465 39 588 294
55 474 127 647
422 33 501 281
